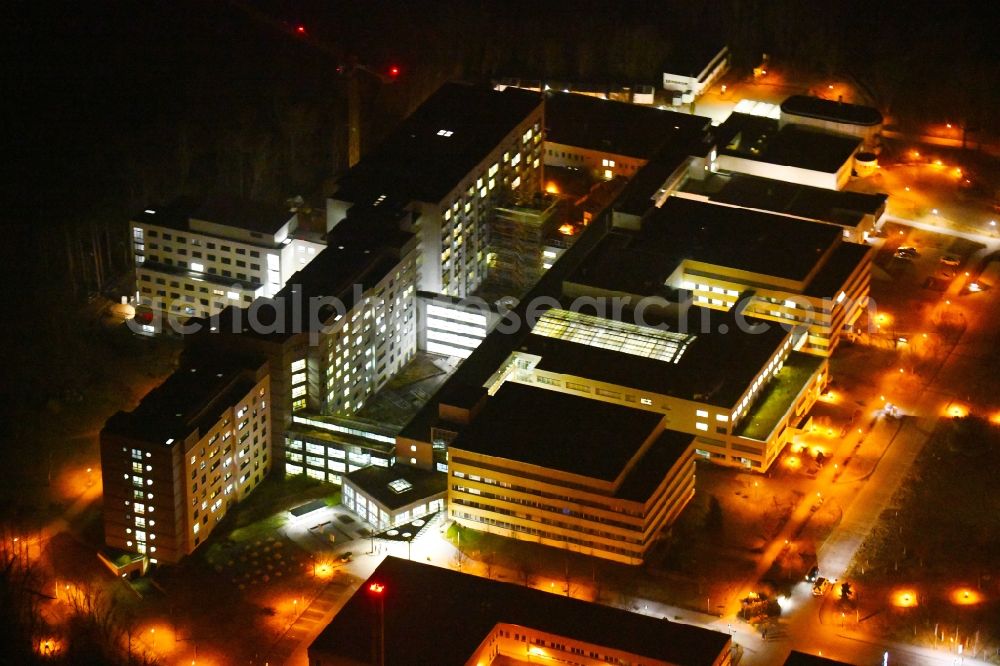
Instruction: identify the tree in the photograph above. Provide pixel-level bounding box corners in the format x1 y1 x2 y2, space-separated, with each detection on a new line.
482 549 496 580
514 554 536 588
841 582 853 600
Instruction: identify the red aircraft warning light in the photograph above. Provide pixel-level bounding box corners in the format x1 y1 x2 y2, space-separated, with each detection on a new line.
295 25 307 35
389 65 400 77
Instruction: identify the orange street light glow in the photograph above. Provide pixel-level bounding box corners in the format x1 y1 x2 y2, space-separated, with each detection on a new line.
951 588 982 605
369 582 385 594
558 223 576 236
892 590 918 608
544 181 560 194
945 404 968 418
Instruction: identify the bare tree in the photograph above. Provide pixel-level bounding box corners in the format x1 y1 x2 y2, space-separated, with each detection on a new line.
514 554 536 588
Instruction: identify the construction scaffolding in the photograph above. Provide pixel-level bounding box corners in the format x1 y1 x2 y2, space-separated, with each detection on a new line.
488 193 562 295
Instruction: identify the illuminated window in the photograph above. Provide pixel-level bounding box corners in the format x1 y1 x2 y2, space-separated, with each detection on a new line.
436 129 454 137
696 422 709 431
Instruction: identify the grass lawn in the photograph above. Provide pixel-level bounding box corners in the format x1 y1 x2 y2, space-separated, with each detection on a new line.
736 352 824 441
848 417 1000 658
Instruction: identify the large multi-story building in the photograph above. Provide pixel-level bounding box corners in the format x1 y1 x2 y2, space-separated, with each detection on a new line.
328 82 545 299
187 205 420 477
100 353 271 564
448 383 697 564
131 196 323 328
483 304 824 472
308 556 733 665
570 197 873 357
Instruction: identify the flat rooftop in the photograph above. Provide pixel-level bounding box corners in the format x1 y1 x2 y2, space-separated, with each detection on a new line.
616 428 695 502
344 463 446 511
572 197 843 288
133 195 293 237
520 305 789 407
781 95 883 127
453 383 664 483
802 241 872 298
310 557 731 665
544 91 710 160
333 82 542 206
783 650 854 666
717 113 861 173
103 352 264 447
711 173 887 226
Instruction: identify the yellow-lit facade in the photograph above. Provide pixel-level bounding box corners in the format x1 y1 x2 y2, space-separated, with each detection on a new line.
466 621 732 666
101 361 271 564
449 426 695 565
482 310 827 472
670 249 873 356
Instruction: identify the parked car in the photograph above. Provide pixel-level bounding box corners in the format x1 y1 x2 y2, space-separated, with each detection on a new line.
940 255 961 267
896 246 918 258
805 566 820 583
812 577 829 596
339 551 353 562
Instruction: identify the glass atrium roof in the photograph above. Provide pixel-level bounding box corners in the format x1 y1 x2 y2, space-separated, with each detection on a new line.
531 309 695 364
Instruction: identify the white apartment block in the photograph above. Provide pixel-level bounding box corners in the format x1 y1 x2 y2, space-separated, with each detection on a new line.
131 197 323 328
327 83 544 300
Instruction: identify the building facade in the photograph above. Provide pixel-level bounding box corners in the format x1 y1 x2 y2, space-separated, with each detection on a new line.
100 354 271 564
308 557 733 665
327 83 545 300
447 386 697 565
131 197 323 328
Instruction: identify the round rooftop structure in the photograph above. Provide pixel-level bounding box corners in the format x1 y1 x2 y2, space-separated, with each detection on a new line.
781 95 883 126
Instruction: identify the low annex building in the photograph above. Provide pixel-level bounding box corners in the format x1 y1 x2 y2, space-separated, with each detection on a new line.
692 172 887 243
308 556 733 665
715 113 863 190
779 95 884 148
543 91 712 183
342 462 446 531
